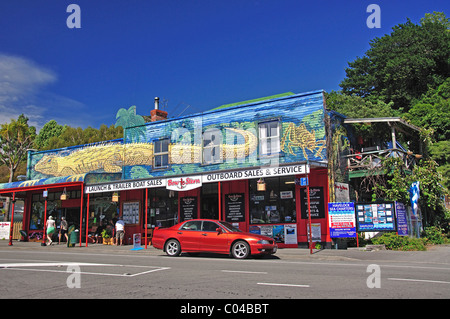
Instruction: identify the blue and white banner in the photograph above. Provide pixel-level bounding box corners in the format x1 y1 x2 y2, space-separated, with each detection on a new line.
408 181 420 216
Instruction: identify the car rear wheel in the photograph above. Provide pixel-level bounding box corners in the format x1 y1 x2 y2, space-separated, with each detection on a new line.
231 241 250 259
165 239 181 257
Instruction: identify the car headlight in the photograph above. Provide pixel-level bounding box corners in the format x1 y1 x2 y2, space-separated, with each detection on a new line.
257 240 271 245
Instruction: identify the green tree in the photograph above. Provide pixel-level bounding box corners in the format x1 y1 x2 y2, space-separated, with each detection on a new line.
340 12 450 111
0 114 36 183
404 77 450 189
325 91 401 146
325 91 398 118
404 78 450 141
34 120 67 150
0 115 36 221
374 157 449 229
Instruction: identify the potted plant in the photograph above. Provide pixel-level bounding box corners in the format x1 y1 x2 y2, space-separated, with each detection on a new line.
101 228 113 245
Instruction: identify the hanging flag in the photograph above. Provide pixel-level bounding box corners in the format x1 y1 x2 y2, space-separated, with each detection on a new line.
408 181 420 216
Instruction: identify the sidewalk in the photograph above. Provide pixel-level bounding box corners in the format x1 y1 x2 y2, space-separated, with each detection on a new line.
2 240 449 264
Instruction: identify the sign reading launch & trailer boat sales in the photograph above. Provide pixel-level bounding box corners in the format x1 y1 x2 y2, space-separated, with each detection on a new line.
328 202 356 238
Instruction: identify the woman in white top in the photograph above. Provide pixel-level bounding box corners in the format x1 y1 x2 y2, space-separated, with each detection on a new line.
46 216 56 246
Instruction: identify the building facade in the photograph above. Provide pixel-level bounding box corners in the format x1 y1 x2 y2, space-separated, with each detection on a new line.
1 90 346 248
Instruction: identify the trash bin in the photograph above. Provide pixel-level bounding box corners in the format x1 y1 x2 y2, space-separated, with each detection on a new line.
67 226 78 247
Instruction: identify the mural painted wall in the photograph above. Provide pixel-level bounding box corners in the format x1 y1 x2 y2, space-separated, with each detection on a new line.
28 139 125 180
24 90 328 183
123 90 327 180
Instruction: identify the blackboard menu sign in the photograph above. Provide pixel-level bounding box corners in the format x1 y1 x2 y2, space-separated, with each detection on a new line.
300 187 325 219
180 197 197 221
225 193 245 222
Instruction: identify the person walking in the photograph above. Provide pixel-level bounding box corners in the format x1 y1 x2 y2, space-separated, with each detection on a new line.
115 217 125 246
46 216 56 246
58 216 68 244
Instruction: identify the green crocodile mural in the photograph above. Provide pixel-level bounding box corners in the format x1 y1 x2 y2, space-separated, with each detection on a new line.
34 143 153 177
34 128 258 177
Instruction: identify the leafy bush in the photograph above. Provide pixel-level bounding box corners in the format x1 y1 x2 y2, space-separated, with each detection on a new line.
371 233 427 251
422 226 447 245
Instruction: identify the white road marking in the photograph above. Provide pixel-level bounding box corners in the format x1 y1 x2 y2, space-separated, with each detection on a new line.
388 278 450 285
257 282 310 288
0 262 111 268
0 262 170 277
221 270 268 274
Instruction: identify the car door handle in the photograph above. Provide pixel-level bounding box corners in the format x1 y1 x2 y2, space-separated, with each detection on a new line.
177 232 183 234
202 233 208 236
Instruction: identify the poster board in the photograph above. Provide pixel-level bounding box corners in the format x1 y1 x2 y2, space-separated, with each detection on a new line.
130 233 143 251
355 202 396 231
395 202 409 236
328 202 356 238
249 224 297 245
122 201 140 224
0 222 10 240
284 224 297 244
307 223 322 242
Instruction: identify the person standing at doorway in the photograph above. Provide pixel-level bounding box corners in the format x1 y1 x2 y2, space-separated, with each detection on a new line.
115 217 125 246
46 216 56 246
58 216 68 244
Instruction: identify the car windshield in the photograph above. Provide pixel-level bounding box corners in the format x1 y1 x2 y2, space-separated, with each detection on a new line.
218 221 242 233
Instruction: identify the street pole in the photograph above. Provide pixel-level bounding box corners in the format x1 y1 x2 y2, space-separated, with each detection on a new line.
8 192 15 246
86 193 89 247
42 190 48 246
145 188 148 249
307 182 313 255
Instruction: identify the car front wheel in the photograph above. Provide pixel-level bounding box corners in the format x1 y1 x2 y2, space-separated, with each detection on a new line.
231 241 250 259
165 239 181 257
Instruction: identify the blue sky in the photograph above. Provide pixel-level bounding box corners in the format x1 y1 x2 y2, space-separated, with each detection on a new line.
0 0 448 130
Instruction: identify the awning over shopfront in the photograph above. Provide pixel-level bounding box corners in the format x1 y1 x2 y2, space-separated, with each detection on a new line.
0 172 123 195
0 174 87 195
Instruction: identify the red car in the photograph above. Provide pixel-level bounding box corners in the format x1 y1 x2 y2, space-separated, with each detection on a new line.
152 219 277 259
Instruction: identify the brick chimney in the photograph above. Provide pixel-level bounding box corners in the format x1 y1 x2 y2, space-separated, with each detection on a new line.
150 97 168 122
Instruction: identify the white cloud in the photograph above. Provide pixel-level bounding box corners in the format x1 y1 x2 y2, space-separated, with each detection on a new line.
0 53 88 131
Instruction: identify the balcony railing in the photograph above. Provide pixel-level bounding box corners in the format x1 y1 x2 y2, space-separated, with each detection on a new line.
346 148 421 172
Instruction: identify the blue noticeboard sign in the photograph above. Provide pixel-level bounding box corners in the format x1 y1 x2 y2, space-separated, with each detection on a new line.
355 202 396 232
395 202 408 236
328 202 356 238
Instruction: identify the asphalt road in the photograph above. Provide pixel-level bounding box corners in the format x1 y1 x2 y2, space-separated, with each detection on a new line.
1 241 449 307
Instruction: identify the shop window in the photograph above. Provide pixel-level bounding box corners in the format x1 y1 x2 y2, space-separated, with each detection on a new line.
203 129 222 164
144 188 178 228
88 193 120 233
249 176 296 224
154 138 169 169
30 192 63 230
258 120 280 157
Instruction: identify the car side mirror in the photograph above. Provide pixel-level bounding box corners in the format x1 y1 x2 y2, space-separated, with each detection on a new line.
216 228 222 234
